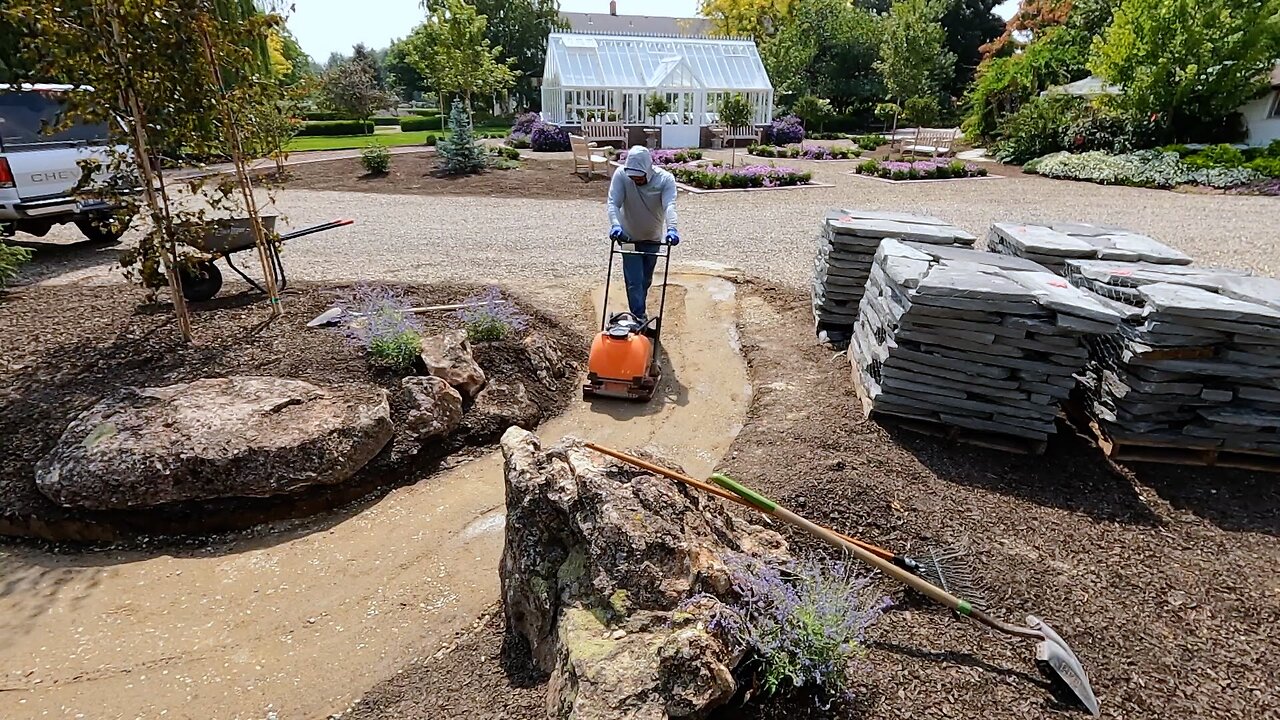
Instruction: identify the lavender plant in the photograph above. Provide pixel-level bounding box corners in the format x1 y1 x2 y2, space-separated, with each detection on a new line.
339 285 423 370
455 286 528 342
708 554 891 699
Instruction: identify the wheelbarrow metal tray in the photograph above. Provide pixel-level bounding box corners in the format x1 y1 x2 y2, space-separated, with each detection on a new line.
180 215 279 255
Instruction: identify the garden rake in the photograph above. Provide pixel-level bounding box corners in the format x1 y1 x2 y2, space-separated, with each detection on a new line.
584 443 1101 717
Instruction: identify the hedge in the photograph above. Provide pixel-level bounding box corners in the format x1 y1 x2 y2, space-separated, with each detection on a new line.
372 116 400 126
400 115 442 131
408 109 442 118
296 120 375 137
303 110 345 121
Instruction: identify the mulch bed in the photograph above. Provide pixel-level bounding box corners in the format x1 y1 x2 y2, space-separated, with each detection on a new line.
0 281 585 543
347 282 1278 720
259 155 613 200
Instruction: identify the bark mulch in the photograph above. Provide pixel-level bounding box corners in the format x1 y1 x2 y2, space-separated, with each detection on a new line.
346 281 1278 720
0 281 585 543
260 155 613 200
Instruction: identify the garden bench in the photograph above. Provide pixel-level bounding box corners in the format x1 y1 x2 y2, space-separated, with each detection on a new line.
570 134 613 177
582 121 627 148
901 128 959 158
709 124 759 146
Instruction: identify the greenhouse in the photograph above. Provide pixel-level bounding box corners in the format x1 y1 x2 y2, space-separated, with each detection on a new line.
541 32 774 148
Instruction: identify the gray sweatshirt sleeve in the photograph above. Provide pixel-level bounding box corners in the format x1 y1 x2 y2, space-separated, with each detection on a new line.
660 173 677 230
607 171 625 228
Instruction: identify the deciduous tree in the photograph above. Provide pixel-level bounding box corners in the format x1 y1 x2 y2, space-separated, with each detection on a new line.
876 0 956 115
407 0 517 110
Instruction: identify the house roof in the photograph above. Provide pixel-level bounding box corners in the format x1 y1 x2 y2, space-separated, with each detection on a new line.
561 12 713 36
543 32 772 92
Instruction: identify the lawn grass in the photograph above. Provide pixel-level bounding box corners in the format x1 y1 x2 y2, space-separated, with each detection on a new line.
287 122 513 152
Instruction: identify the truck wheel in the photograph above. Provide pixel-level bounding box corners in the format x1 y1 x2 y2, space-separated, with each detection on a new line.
179 260 222 302
75 213 131 244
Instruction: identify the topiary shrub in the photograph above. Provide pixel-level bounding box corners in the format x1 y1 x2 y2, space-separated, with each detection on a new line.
296 120 374 137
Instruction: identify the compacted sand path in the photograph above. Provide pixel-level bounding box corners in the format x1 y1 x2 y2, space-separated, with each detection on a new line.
0 273 749 720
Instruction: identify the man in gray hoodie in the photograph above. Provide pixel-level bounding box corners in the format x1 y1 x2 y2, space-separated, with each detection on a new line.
607 146 680 322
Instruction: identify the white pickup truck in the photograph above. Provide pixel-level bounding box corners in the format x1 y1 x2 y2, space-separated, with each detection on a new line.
0 84 133 244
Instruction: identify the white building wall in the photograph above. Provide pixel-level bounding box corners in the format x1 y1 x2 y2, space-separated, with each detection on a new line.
1241 89 1280 147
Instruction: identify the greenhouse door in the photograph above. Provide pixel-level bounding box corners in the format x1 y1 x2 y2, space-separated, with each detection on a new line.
661 91 699 148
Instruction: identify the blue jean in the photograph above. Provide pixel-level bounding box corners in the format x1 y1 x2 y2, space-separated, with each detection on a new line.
622 242 660 320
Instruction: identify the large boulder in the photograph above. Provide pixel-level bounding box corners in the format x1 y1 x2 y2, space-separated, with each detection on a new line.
500 429 789 720
399 375 463 442
420 329 486 399
35 376 393 509
459 380 541 439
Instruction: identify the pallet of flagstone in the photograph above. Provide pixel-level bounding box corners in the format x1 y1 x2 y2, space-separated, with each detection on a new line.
1080 413 1280 472
849 356 1050 455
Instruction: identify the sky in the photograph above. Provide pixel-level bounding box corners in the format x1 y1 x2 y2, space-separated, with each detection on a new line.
288 0 1020 65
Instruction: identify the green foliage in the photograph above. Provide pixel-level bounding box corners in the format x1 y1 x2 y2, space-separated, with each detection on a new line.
902 96 940 126
399 115 438 131
369 330 423 370
1089 0 1280 143
1246 157 1280 178
424 134 439 147
0 242 32 288
760 0 883 112
1183 144 1246 169
856 134 887 150
991 95 1082 163
645 94 671 121
791 95 834 128
372 116 400 126
1026 149 1263 188
875 0 956 111
361 142 391 174
320 58 395 120
718 94 754 130
437 99 487 175
489 144 521 160
874 103 900 121
960 26 1091 140
304 110 347 121
940 0 1006 94
296 120 375 136
406 0 518 109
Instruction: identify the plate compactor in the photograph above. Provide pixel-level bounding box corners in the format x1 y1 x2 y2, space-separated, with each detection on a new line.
583 235 673 402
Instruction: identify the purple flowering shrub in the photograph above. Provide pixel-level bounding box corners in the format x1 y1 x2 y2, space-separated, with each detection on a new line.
700 554 891 698
456 286 529 342
339 285 423 370
512 112 541 135
1227 178 1280 196
749 143 861 160
530 121 571 152
854 158 988 181
666 162 812 189
764 115 806 145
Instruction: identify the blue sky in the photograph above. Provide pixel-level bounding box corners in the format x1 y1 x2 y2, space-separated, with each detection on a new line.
289 0 1019 64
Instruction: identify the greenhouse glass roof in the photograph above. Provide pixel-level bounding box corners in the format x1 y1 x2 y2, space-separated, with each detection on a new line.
544 32 772 91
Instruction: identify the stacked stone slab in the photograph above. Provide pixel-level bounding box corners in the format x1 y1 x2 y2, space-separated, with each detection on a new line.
1064 259 1250 307
987 222 1191 274
1073 270 1280 454
849 239 1121 447
813 209 977 336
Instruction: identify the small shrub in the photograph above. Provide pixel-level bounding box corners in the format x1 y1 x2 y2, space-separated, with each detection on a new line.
437 99 488 175
1184 143 1246 169
991 95 1079 164
855 134 886 151
764 115 805 145
455 286 528 342
339 285 424 371
505 132 532 149
423 134 438 147
372 116 400 126
490 157 520 171
361 143 391 174
399 115 438 132
490 144 521 161
530 121 571 152
665 162 812 189
1 241 33 288
618 148 702 165
295 120 374 137
853 158 987 180
1245 156 1280 178
706 554 890 699
1160 144 1192 157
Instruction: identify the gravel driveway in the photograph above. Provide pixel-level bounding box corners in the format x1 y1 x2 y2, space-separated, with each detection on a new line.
15 158 1280 293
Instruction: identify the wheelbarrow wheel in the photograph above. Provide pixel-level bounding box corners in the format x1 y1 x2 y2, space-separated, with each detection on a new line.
179 260 223 302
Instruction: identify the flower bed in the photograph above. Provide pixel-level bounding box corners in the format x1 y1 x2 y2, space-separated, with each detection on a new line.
1023 150 1264 189
666 162 813 190
748 143 862 160
615 148 703 165
852 158 988 181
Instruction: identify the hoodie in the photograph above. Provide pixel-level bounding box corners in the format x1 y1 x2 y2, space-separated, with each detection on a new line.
606 146 678 242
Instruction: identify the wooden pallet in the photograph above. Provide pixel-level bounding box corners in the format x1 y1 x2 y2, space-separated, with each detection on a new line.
1083 416 1280 473
849 363 1049 455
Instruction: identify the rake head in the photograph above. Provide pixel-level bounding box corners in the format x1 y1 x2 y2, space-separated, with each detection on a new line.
904 544 989 610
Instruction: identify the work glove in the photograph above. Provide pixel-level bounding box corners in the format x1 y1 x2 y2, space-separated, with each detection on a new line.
609 225 625 241
665 228 681 246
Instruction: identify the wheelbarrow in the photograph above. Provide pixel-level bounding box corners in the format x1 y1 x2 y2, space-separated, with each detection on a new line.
176 215 354 302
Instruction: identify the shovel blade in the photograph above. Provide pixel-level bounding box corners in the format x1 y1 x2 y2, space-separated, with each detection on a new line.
307 307 345 328
1029 615 1100 717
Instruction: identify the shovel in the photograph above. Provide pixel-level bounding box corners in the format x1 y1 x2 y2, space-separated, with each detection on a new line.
583 442 1101 717
306 299 509 328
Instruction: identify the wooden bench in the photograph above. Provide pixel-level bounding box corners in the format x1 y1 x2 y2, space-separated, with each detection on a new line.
709 124 759 148
582 121 627 148
901 128 959 158
570 134 613 177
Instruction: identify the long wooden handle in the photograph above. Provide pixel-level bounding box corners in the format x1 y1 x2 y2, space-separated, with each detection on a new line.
583 443 897 562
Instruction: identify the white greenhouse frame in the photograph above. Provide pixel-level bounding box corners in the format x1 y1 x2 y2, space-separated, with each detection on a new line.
541 32 774 132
